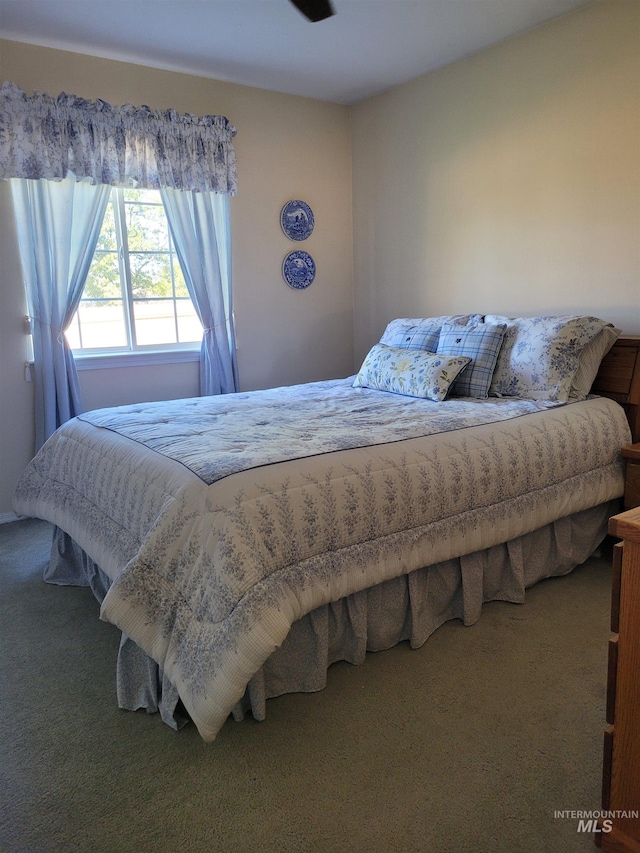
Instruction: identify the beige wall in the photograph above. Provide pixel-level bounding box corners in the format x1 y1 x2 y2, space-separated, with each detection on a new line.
0 41 353 515
352 0 640 361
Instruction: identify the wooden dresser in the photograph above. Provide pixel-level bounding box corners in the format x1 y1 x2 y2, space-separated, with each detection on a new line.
597 506 640 851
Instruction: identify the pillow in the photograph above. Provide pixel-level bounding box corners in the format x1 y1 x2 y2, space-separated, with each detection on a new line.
353 343 471 401
436 321 507 398
484 315 615 402
380 314 483 352
569 325 620 400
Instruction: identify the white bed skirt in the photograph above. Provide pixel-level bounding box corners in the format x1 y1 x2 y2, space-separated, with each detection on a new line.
46 500 617 733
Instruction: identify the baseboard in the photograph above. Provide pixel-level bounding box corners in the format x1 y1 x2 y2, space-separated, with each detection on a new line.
0 512 25 525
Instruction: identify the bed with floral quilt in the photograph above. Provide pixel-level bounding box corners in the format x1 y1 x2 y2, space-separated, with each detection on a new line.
12 314 634 741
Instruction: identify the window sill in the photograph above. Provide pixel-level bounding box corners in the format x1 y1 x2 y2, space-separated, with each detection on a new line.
74 349 200 370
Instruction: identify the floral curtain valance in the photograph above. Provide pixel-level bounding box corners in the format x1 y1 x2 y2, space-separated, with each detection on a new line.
0 82 238 194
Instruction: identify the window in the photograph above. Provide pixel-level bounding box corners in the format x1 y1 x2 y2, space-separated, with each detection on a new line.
66 188 202 354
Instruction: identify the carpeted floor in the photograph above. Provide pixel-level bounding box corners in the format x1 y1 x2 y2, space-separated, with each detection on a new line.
0 517 613 853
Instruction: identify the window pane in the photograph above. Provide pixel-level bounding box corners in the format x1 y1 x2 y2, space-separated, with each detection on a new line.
173 259 189 298
126 201 170 253
95 201 117 252
133 299 178 346
129 252 174 298
72 187 204 354
76 301 128 348
65 315 81 350
126 188 160 205
83 252 122 299
176 299 202 343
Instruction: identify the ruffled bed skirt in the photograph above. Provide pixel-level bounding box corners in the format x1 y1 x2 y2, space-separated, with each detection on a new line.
45 500 617 732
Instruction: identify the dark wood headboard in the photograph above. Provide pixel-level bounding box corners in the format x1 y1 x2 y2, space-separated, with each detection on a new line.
592 336 640 443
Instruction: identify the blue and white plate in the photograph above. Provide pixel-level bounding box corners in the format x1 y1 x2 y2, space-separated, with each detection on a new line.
282 250 316 290
281 200 315 241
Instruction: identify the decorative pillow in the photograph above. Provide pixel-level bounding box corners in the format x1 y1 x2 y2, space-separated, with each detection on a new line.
569 325 620 400
353 344 471 401
380 314 483 352
436 321 507 398
484 315 614 402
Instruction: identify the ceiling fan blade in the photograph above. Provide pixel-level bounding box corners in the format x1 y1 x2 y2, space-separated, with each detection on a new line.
289 0 335 23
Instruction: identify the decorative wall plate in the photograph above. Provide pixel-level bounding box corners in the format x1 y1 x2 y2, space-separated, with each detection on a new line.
282 250 316 289
281 200 315 241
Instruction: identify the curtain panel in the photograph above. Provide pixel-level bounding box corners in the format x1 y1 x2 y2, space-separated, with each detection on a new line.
160 188 238 396
0 81 238 194
10 178 112 450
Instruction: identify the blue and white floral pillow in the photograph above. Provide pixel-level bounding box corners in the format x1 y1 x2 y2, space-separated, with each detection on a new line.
569 325 620 400
436 321 507 398
353 344 471 401
380 314 483 352
485 315 613 402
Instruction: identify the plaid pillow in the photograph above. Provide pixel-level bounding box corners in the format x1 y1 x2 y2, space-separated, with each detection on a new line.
385 322 441 352
436 322 507 398
381 314 483 352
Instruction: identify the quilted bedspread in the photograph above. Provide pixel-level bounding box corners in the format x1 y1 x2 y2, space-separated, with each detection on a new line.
76 378 566 484
13 379 631 740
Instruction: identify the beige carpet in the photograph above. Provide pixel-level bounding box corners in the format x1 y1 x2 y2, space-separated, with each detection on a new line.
0 518 612 853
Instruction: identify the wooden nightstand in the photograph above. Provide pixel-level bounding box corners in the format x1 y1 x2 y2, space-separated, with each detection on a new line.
621 444 640 510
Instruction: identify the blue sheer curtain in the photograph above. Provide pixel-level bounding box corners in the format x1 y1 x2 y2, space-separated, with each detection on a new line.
10 177 111 449
160 187 238 395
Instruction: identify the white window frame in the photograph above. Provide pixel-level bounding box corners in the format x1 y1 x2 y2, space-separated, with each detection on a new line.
70 187 202 369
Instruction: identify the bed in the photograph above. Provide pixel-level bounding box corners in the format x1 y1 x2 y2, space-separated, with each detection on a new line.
13 314 639 742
